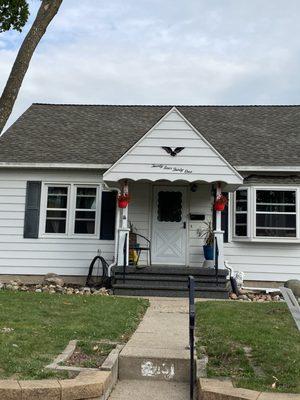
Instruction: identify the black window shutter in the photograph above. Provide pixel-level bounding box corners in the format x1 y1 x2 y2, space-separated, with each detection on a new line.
100 191 117 240
212 192 229 243
23 181 42 238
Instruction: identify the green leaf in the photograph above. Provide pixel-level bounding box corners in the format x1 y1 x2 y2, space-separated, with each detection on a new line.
0 0 30 33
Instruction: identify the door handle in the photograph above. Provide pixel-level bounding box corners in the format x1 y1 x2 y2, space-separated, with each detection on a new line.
183 222 186 229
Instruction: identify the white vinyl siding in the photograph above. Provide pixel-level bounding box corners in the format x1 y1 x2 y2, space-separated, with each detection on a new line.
0 169 114 276
0 169 299 283
224 241 300 282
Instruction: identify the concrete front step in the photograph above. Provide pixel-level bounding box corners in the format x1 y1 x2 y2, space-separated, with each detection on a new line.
114 277 228 289
113 284 229 298
115 273 228 283
118 354 194 382
109 379 190 400
114 265 228 277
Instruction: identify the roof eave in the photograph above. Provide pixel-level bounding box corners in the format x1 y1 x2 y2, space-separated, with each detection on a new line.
0 162 111 169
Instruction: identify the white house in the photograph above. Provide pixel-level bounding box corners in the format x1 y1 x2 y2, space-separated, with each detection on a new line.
0 104 299 295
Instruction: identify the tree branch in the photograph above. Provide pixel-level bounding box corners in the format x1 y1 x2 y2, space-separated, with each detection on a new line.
0 0 63 134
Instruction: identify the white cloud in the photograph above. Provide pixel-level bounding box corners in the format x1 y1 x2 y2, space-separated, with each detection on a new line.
1 0 300 129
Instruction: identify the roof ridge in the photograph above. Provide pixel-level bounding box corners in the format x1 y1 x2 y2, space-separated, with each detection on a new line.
32 103 300 108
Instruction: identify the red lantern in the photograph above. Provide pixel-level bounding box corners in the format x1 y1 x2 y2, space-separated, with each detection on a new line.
118 193 130 208
214 194 228 212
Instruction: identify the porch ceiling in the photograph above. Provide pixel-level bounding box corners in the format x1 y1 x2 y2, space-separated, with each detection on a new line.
103 107 243 192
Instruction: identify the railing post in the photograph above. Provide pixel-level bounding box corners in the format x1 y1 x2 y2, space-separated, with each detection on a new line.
123 233 128 283
117 228 130 266
188 275 195 400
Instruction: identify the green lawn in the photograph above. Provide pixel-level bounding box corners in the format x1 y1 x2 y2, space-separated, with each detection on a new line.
0 291 148 380
196 301 300 394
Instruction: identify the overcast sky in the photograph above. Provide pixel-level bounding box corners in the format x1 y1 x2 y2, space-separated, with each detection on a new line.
1 0 300 127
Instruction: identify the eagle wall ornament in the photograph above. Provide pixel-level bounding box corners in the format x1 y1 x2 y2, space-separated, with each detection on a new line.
161 146 185 157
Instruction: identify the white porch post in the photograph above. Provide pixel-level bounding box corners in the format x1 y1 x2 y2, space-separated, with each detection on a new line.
214 183 225 269
117 181 130 267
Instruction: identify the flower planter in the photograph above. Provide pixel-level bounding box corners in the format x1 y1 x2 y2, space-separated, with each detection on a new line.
118 199 129 208
203 245 214 260
117 193 130 208
214 202 226 211
214 193 228 212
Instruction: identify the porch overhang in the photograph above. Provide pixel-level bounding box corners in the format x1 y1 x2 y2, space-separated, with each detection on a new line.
103 175 242 192
103 107 243 192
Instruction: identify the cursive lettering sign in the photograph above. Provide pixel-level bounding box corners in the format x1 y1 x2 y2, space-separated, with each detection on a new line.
151 164 192 174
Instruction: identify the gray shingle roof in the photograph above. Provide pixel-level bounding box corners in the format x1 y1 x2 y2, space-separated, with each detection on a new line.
0 104 299 167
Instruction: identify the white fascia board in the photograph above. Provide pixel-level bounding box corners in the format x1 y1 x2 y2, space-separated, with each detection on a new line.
0 162 111 169
236 166 300 172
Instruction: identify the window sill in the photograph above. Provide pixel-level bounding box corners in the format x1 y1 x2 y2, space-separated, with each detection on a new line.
232 237 300 244
39 234 100 240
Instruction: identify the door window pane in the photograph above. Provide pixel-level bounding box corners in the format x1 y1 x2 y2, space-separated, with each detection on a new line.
157 191 182 222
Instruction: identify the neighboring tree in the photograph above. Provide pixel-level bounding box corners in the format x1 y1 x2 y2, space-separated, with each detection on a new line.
0 0 63 134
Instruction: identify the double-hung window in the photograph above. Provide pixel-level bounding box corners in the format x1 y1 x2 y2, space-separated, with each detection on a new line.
233 186 299 241
42 184 100 237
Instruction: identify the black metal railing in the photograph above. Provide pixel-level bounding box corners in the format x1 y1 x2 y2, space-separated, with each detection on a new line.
123 233 128 283
188 275 195 400
214 235 219 286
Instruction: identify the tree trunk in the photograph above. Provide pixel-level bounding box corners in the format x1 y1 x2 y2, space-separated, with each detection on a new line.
0 0 63 134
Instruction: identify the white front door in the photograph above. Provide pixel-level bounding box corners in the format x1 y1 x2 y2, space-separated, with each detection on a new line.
151 186 187 265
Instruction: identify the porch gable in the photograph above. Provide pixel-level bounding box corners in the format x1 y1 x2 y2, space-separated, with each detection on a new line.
103 107 243 190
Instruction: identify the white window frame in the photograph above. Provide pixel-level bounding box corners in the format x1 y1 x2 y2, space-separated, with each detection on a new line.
253 187 299 240
40 183 101 239
232 186 300 243
232 187 250 240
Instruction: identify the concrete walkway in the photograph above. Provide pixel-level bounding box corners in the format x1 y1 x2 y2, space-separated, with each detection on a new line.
109 297 191 399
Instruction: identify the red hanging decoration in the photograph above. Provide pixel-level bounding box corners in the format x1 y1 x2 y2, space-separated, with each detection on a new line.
118 193 130 208
214 194 228 211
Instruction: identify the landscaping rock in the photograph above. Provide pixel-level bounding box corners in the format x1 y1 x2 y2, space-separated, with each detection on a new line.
0 276 111 297
229 289 283 302
284 279 300 298
43 273 65 287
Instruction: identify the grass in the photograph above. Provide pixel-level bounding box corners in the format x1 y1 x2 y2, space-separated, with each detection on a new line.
0 291 148 380
196 301 300 393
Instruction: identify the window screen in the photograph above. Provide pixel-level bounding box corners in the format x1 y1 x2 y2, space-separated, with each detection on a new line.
157 191 182 222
